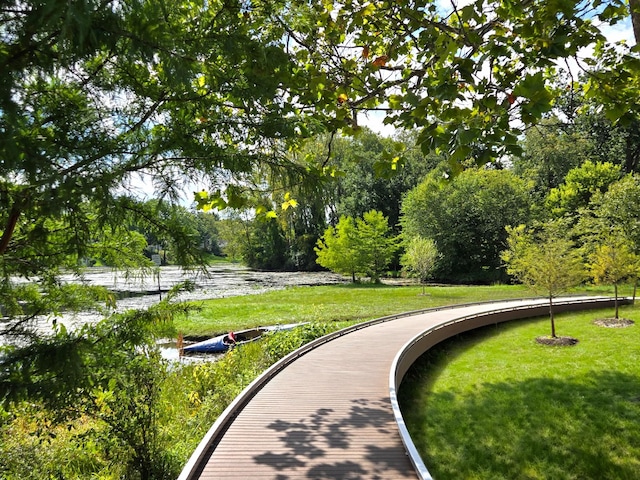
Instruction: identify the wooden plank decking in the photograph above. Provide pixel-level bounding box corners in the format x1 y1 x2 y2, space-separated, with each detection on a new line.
180 297 625 480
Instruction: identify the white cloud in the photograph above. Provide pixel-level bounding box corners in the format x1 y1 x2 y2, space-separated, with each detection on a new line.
358 107 397 137
600 18 635 45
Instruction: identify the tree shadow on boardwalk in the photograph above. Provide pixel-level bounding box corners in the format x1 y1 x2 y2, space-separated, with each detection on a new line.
254 396 414 479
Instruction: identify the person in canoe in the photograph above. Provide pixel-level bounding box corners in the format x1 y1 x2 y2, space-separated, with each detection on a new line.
224 331 236 346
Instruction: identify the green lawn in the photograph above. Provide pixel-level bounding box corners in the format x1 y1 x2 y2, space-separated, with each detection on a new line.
399 304 640 480
173 282 622 337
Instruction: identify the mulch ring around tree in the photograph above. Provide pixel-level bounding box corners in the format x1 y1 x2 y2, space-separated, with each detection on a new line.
592 318 635 328
536 336 579 346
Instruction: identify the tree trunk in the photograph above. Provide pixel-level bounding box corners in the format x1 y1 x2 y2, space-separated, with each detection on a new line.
631 0 640 46
0 204 22 255
624 123 640 173
549 294 556 338
633 277 637 304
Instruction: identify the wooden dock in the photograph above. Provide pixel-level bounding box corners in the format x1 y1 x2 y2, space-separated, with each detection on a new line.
179 296 626 479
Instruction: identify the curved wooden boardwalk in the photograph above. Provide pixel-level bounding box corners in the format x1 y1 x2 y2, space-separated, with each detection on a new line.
179 296 628 480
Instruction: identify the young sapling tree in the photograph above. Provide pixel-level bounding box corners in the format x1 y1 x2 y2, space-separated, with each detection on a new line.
502 222 586 339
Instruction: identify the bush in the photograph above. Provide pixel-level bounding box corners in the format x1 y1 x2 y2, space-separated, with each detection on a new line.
264 323 335 361
0 322 338 479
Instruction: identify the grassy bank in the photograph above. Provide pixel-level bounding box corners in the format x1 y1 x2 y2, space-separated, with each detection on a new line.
173 282 623 337
399 303 640 480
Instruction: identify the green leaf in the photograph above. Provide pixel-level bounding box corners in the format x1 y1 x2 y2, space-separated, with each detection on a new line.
389 94 404 110
450 145 472 163
513 72 546 98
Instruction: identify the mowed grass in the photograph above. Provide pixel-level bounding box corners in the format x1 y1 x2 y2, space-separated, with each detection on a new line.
174 281 623 337
174 283 544 337
399 303 640 480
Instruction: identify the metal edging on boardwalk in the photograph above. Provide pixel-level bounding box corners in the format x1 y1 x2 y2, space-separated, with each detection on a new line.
387 295 633 480
179 295 632 480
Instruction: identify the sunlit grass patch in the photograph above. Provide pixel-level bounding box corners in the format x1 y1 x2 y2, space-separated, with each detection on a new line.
174 283 542 337
400 304 640 480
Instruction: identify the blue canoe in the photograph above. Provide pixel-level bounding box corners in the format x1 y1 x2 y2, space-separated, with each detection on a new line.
182 322 307 354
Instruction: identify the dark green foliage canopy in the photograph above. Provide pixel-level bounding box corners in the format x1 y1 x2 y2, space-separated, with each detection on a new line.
402 167 532 283
330 129 436 234
512 119 592 200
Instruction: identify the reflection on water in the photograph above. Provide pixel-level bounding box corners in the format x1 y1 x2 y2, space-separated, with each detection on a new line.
69 263 345 314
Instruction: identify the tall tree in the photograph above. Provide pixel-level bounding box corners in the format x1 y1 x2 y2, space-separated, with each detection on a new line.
217 213 252 262
244 216 289 271
328 129 435 233
355 210 399 282
401 167 531 282
591 174 640 251
581 174 640 299
512 118 592 200
550 83 640 174
0 0 331 431
315 215 361 282
546 161 622 218
193 211 222 257
315 210 397 282
572 104 639 174
1 0 322 339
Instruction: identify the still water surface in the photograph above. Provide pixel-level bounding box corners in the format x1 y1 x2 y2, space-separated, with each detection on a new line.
54 263 347 360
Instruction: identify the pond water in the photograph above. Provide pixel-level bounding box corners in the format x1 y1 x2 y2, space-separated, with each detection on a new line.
157 337 215 363
58 263 346 318
39 263 347 360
